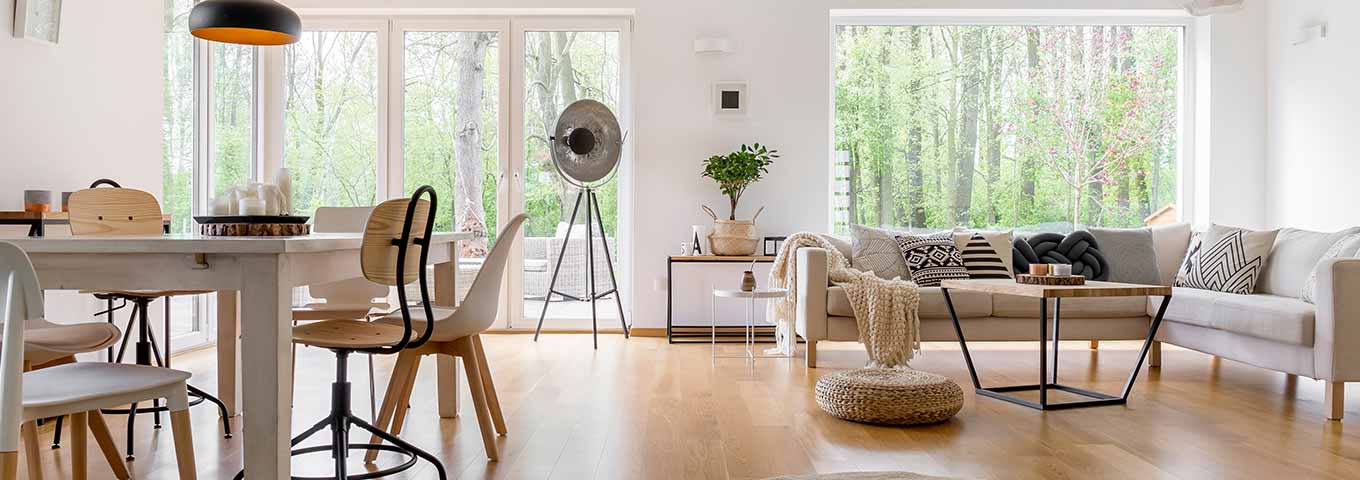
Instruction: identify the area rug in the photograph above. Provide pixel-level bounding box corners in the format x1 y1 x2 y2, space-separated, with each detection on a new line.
765 472 962 480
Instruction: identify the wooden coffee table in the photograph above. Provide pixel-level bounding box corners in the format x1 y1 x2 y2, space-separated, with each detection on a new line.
939 279 1173 411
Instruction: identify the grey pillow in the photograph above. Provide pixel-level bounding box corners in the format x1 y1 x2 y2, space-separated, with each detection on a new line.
850 224 911 280
1088 227 1161 285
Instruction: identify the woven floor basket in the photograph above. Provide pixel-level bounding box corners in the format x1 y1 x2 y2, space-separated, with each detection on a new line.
815 369 964 425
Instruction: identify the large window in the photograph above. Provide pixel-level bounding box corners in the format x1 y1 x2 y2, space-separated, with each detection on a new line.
285 30 381 216
832 22 1185 234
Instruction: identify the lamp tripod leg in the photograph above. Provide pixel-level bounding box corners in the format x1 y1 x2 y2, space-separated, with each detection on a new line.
535 190 585 341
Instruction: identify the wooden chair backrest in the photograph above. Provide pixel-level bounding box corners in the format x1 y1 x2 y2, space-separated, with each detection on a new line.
360 197 432 287
310 206 389 301
67 188 164 236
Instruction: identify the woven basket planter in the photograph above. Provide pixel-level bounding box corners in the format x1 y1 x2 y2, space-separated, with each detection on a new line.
815 369 964 425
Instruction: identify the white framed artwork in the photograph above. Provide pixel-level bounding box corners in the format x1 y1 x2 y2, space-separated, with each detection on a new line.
714 81 748 115
13 0 63 44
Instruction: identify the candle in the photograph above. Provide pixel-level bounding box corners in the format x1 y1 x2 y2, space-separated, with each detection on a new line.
238 197 266 216
1029 264 1051 276
1052 264 1073 276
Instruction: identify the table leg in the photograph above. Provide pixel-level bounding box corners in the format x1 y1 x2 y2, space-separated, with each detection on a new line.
239 256 292 478
1051 298 1062 383
215 291 242 416
434 245 460 419
1039 298 1048 408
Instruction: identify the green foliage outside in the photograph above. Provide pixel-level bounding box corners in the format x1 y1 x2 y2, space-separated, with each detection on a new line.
834 25 1181 234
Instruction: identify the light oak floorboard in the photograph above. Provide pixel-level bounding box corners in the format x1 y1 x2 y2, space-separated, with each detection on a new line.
17 337 1360 479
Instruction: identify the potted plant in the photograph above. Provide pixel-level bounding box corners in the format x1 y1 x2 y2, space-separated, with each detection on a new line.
702 143 778 255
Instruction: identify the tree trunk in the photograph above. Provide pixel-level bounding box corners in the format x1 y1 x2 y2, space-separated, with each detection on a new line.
848 145 861 226
954 30 982 226
983 28 1003 226
1019 28 1040 221
906 30 927 227
876 34 895 227
454 33 492 256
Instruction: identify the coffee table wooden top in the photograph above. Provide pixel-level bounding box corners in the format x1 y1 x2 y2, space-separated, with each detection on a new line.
939 278 1171 298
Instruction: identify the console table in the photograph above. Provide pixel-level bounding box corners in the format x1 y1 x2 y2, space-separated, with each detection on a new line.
667 255 775 343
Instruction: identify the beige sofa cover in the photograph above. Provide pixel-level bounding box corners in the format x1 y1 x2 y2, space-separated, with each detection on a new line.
794 224 1360 420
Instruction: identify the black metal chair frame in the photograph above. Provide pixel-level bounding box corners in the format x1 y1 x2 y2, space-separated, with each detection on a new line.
236 186 447 479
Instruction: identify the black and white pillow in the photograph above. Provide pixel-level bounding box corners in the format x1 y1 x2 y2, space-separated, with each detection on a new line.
956 232 1013 279
1175 225 1277 295
895 232 969 287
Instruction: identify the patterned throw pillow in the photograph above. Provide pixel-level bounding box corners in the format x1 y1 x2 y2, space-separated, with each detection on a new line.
895 232 969 287
955 232 1013 279
1175 225 1278 295
851 224 914 280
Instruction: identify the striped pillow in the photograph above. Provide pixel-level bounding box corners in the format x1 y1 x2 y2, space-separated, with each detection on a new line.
956 232 1013 279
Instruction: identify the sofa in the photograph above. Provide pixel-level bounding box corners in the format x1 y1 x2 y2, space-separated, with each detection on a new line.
795 224 1360 420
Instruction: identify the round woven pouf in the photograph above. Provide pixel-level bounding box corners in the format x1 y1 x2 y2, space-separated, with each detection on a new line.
815 369 964 425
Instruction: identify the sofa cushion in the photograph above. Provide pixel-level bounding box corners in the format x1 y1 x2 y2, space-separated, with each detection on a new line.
1154 287 1315 346
1088 227 1161 285
953 230 1014 278
1257 227 1360 298
992 294 1148 319
1151 223 1192 286
827 286 990 319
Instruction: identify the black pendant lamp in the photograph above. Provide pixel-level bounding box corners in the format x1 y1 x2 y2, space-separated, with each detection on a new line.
189 0 301 46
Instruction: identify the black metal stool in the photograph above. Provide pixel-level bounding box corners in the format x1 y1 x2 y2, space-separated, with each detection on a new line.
77 292 233 460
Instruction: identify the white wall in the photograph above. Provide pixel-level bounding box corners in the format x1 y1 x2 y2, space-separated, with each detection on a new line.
1264 0 1360 231
0 0 1271 331
1 0 164 325
1200 0 1268 229
0 0 164 210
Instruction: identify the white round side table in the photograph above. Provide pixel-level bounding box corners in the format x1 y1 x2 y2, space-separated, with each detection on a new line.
711 287 790 361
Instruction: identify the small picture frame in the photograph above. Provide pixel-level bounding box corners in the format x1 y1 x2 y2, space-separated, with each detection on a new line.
714 81 748 115
763 236 786 256
13 0 63 44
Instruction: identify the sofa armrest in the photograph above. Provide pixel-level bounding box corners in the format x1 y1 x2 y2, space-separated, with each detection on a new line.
796 247 829 343
1313 258 1360 381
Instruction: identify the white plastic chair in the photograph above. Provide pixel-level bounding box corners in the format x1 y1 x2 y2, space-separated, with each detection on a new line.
365 214 527 462
0 241 197 479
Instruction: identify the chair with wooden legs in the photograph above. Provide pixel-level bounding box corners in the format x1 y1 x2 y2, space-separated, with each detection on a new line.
234 187 447 479
0 241 198 480
65 183 232 460
366 213 526 463
292 206 390 418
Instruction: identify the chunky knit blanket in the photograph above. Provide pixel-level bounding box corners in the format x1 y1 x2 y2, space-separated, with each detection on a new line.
767 232 921 368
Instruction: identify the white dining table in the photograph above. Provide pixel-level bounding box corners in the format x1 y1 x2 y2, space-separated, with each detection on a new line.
0 232 472 478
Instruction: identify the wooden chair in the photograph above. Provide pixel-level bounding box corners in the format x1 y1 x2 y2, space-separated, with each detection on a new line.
234 187 447 479
292 206 391 418
366 213 527 462
0 241 197 480
65 182 232 459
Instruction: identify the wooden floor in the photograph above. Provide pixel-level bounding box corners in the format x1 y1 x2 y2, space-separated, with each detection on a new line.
23 335 1360 479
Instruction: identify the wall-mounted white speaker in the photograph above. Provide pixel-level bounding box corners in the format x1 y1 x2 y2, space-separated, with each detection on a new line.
1183 0 1245 16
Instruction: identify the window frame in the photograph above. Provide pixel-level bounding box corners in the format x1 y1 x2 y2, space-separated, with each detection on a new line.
827 10 1198 233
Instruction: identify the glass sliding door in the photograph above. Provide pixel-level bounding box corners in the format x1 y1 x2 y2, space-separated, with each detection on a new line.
284 26 384 217
514 20 628 329
396 22 506 306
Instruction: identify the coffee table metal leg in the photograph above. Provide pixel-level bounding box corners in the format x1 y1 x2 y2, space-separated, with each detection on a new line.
1039 298 1048 407
942 288 981 389
1051 298 1062 383
1122 295 1172 399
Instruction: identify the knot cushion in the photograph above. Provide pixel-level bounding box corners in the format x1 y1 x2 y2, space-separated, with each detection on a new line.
1012 231 1111 280
814 369 964 425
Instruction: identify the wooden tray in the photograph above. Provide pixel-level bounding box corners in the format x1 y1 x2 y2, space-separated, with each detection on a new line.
194 215 309 225
200 223 311 237
1015 274 1086 286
